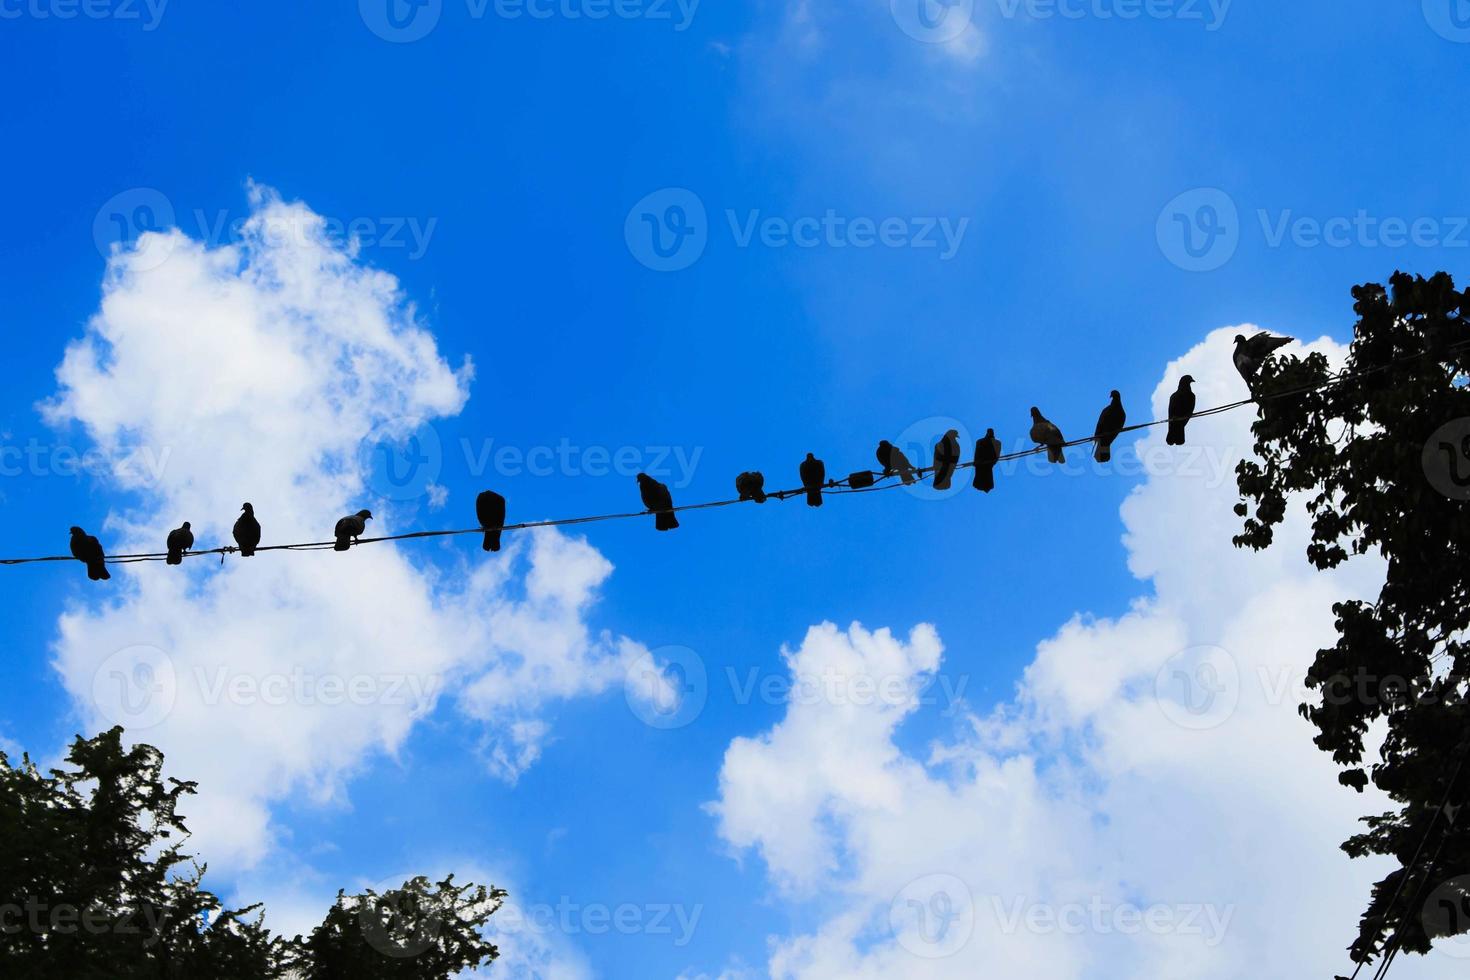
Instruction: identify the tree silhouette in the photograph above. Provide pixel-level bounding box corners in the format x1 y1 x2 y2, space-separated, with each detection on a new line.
0 728 503 978
1234 271 1470 966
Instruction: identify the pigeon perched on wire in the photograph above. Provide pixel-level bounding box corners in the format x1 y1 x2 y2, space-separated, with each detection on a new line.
932 430 961 490
476 490 507 552
334 510 373 551
972 429 1002 492
876 440 917 485
799 453 825 507
735 471 767 503
1092 391 1126 463
1167 375 1196 446
1233 332 1293 390
69 527 110 581
233 503 261 557
1029 408 1066 464
637 474 679 531
166 522 194 566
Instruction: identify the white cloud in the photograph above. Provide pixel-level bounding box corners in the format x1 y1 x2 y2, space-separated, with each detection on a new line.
708 328 1467 977
44 185 647 871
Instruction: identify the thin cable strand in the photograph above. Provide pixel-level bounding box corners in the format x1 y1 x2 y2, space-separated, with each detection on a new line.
4 338 1465 569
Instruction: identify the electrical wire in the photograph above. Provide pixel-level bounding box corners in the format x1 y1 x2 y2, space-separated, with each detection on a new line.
3 337 1466 570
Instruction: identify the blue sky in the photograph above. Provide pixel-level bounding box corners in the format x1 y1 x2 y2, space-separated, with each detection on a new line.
2 3 1470 977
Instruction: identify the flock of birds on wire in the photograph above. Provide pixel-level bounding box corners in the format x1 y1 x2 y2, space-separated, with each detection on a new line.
52 333 1297 582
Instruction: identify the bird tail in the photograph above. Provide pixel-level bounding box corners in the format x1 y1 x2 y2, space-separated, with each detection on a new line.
1094 443 1111 464
656 513 679 531
972 468 995 493
167 552 183 566
483 529 502 553
334 535 351 552
240 546 255 557
1166 421 1186 446
1049 446 1065 464
89 562 110 581
806 488 822 507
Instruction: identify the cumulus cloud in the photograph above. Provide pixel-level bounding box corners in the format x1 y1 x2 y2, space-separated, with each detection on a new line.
44 185 648 870
707 328 1466 978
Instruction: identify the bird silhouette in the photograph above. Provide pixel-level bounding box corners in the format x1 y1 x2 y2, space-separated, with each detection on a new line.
166 522 194 566
1167 375 1196 446
932 430 961 490
1029 408 1066 464
69 527 110 581
1233 332 1293 390
876 440 917 485
637 474 679 531
799 453 825 507
233 503 261 557
334 510 373 551
972 429 1002 492
1092 391 1126 463
476 490 507 552
735 471 767 503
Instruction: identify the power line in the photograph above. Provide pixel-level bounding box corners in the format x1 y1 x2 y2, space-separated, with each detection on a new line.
2 338 1465 571
1339 735 1470 980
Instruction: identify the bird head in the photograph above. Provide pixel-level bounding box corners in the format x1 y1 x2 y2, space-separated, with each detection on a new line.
1233 334 1246 345
241 503 253 513
1110 390 1121 401
985 428 996 437
1030 407 1042 419
878 440 892 451
806 452 815 461
946 429 959 438
70 526 83 536
182 521 191 530
356 510 373 521
637 473 651 486
1180 374 1195 388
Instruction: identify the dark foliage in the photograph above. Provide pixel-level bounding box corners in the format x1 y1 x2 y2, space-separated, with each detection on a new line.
1233 271 1470 966
0 728 503 979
